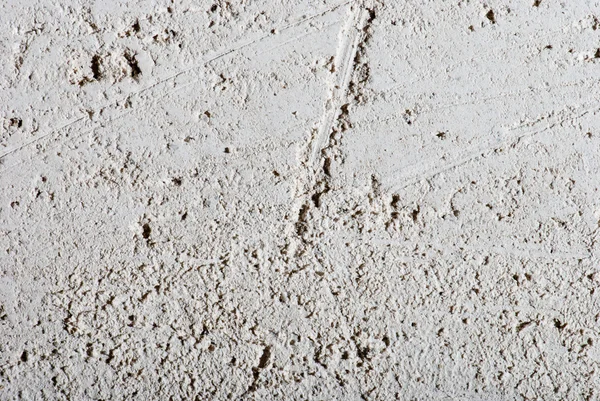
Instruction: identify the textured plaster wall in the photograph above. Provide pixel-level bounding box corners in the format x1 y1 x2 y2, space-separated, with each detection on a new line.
2 0 600 400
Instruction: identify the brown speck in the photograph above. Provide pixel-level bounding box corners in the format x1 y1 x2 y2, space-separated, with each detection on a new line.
257 346 271 369
124 51 142 80
517 321 532 332
9 118 23 128
554 319 567 330
91 54 102 80
142 223 151 240
411 206 420 222
486 10 496 24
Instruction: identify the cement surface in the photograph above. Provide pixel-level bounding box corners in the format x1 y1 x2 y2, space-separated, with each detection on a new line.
2 0 600 400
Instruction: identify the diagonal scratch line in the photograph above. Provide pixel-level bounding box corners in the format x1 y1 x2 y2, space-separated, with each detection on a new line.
385 105 600 193
98 0 354 103
307 2 369 168
0 1 351 163
357 78 600 129
254 20 341 57
0 116 87 161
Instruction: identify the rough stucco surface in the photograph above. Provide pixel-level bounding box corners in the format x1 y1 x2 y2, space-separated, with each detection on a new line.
2 0 600 399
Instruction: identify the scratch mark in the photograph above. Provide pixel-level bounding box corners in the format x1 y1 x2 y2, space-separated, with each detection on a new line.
0 1 351 164
307 3 370 168
384 105 599 193
0 116 87 161
362 78 600 129
254 20 341 57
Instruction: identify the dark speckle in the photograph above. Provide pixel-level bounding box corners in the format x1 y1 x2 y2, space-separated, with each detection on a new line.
9 118 23 128
257 346 271 369
517 321 532 332
554 319 567 331
91 54 102 80
411 206 420 222
142 223 151 240
124 51 142 80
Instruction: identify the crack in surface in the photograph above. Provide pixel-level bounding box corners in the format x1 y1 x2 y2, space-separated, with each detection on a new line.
292 0 380 249
242 345 272 395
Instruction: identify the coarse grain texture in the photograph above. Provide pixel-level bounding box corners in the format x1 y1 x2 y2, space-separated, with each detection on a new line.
1 0 600 400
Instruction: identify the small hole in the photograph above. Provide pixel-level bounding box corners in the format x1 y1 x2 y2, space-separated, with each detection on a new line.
142 223 151 239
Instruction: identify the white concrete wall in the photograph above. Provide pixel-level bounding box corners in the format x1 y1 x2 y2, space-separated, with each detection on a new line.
1 0 600 399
